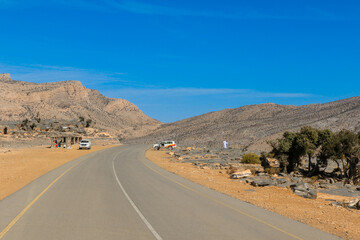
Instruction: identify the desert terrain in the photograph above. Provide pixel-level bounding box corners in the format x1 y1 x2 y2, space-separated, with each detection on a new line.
130 97 360 152
1 73 360 239
0 144 119 200
146 148 360 240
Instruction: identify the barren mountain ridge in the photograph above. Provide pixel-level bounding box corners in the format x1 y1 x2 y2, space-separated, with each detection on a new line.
0 74 160 138
129 96 360 151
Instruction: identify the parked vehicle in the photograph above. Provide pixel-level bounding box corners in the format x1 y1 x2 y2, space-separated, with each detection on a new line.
79 139 91 150
153 141 176 150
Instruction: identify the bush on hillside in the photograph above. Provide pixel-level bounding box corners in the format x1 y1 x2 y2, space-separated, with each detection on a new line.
241 153 261 164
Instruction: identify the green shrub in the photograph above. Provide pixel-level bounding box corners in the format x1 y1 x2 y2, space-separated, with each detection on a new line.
241 153 261 164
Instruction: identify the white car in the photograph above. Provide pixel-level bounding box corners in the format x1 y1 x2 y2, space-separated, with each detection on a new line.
153 141 176 150
79 139 91 150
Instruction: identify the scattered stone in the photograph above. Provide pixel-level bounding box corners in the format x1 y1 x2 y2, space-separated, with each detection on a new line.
328 178 335 184
245 189 256 192
290 176 301 183
276 178 288 184
291 182 317 199
257 172 267 176
345 199 360 210
230 169 252 179
251 179 276 187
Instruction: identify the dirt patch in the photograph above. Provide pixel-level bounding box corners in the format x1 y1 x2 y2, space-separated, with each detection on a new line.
0 144 120 200
146 149 360 240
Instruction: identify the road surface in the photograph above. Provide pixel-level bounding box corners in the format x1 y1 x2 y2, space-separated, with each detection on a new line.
0 145 341 240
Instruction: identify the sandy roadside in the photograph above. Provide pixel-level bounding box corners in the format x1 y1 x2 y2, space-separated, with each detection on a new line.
0 144 120 200
146 149 360 240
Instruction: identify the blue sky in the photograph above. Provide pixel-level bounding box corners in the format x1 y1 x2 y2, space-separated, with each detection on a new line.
1 0 360 122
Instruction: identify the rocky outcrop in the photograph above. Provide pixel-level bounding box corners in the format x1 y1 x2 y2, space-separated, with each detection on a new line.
291 182 317 199
0 74 161 139
0 73 14 83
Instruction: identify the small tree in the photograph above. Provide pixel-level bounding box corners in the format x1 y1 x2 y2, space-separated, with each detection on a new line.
316 129 335 171
21 118 30 131
85 119 92 128
270 131 302 173
298 126 319 174
332 130 360 184
30 123 37 130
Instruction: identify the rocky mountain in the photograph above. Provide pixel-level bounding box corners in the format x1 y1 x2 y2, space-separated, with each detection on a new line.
128 97 360 151
0 73 161 138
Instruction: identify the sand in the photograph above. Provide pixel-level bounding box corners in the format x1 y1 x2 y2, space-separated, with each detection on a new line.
146 149 360 240
0 144 119 200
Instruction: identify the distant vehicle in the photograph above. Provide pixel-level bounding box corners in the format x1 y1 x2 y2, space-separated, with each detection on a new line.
79 139 91 150
153 141 176 150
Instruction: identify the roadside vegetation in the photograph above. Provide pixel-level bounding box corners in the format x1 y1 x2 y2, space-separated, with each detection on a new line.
241 152 261 164
268 126 360 185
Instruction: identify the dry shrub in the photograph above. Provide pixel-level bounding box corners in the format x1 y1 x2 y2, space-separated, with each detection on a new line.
241 153 261 164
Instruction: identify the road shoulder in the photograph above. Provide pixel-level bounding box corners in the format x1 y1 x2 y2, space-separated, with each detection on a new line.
146 148 359 240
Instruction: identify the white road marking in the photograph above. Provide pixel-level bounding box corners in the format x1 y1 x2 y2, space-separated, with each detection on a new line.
112 153 163 240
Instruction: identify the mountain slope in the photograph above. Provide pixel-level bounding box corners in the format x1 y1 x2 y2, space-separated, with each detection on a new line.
0 74 160 138
128 97 360 150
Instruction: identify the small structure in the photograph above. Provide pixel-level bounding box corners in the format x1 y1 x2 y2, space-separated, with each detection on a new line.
49 132 82 148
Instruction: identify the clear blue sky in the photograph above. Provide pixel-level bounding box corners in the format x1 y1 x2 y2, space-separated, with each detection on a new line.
1 0 359 122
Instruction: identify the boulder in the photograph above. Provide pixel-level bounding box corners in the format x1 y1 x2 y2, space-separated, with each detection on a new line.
347 199 360 210
230 169 252 179
257 172 268 176
291 182 317 199
267 158 279 167
328 178 335 184
251 179 276 187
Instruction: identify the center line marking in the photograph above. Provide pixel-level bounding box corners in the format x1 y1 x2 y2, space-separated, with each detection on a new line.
112 153 163 240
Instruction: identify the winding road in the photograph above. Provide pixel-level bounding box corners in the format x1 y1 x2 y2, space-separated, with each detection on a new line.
0 145 341 239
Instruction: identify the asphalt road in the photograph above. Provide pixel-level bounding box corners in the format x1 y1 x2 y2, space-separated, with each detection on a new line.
0 145 341 240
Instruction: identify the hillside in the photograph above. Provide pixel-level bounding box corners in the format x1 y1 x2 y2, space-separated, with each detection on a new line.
128 97 360 151
0 74 161 139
